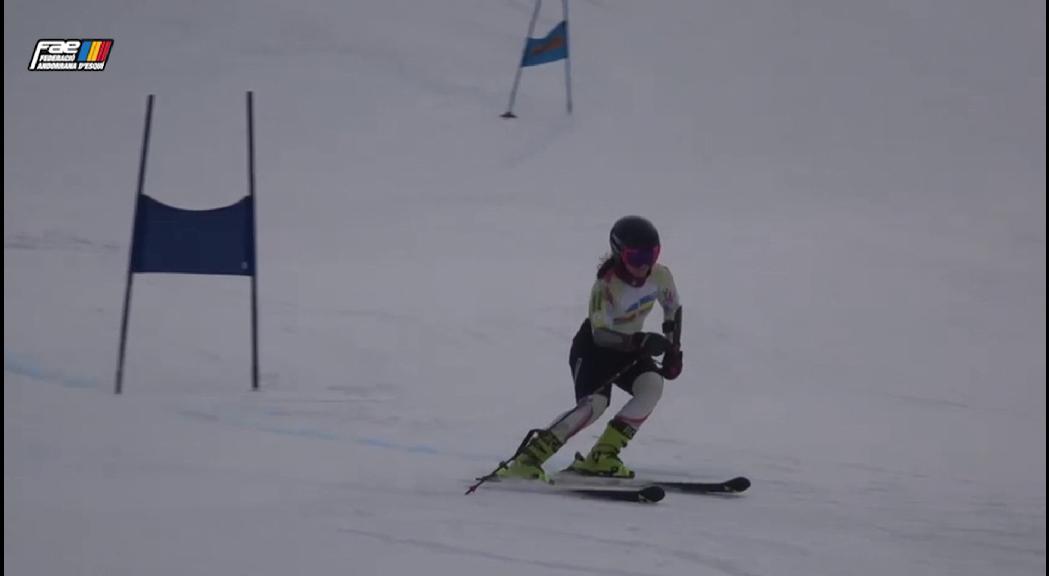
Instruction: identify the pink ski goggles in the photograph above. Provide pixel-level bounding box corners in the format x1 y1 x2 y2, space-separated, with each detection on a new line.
621 245 660 267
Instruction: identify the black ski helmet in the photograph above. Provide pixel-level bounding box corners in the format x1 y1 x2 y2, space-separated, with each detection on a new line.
610 215 660 256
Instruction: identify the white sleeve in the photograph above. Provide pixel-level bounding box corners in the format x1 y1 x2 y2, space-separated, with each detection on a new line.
588 278 614 330
654 265 681 316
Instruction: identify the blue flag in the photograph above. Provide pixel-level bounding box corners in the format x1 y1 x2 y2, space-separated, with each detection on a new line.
521 21 568 67
131 195 255 276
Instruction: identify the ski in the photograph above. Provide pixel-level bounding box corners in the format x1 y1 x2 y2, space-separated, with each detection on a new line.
564 484 665 503
653 476 750 495
553 471 751 495
474 477 665 503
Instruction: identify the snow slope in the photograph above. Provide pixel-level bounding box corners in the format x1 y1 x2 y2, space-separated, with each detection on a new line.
5 1 1045 574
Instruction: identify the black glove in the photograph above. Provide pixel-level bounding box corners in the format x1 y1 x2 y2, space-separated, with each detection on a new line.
661 347 683 380
633 332 672 357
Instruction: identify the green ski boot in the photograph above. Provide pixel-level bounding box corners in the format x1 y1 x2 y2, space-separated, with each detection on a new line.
497 429 563 482
567 419 637 478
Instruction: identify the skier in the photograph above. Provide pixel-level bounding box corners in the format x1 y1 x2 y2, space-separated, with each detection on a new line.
498 215 683 480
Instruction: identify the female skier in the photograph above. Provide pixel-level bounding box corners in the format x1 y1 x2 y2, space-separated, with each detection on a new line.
498 215 683 480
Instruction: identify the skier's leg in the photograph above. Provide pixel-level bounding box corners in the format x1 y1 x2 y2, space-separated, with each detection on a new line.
570 368 664 478
496 427 564 480
547 393 609 443
612 370 664 429
496 393 609 480
548 335 623 443
499 323 628 480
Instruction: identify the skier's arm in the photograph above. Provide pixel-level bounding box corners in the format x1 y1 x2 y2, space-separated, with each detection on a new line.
655 266 682 345
663 307 683 347
655 266 684 379
589 280 639 351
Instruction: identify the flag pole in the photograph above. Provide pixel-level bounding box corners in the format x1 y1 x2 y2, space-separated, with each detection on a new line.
246 91 260 392
115 94 155 395
502 0 543 118
562 0 572 115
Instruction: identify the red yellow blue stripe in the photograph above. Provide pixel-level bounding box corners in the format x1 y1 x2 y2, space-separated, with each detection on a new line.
76 40 113 62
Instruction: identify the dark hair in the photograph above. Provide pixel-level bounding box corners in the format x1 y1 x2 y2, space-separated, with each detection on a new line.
597 254 616 279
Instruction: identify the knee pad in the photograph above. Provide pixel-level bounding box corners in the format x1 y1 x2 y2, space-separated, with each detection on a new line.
616 371 664 425
585 393 610 420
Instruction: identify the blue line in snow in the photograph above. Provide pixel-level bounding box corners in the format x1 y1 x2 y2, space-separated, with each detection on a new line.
4 352 97 390
5 350 479 461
